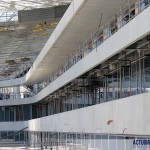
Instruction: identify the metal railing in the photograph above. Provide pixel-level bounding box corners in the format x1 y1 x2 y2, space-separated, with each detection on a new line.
34 0 150 94
0 91 34 100
0 127 28 149
0 130 149 150
0 127 28 141
0 11 18 23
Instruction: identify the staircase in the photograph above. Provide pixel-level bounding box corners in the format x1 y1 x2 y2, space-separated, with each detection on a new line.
0 139 27 147
0 127 28 149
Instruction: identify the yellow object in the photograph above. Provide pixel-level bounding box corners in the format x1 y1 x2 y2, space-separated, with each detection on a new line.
33 22 59 35
0 28 8 32
50 22 58 27
35 22 59 29
32 28 44 33
46 22 58 27
40 32 48 36
36 24 46 29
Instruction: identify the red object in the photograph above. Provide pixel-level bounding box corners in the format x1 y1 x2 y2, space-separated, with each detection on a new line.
107 120 113 125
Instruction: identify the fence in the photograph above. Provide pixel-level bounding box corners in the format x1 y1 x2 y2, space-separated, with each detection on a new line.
0 130 150 150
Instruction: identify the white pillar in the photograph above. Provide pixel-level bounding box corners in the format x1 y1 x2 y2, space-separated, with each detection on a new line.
13 86 20 99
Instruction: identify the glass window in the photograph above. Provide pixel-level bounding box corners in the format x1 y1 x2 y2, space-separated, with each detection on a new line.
88 86 95 106
8 131 14 139
117 136 125 150
102 135 108 150
107 74 113 101
10 107 14 121
109 136 117 150
76 134 82 149
130 3 136 19
131 61 140 95
99 77 106 103
23 105 31 120
109 18 117 36
106 70 121 101
16 106 23 121
122 6 129 26
84 88 89 107
121 66 131 98
5 107 10 121
1 132 7 139
94 135 102 149
142 56 150 92
140 0 149 11
122 15 129 25
114 70 121 99
0 107 4 121
96 30 103 46
15 133 20 141
95 87 100 104
32 105 37 119
20 132 24 141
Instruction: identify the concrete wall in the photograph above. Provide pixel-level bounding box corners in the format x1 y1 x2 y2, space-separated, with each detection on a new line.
0 92 150 135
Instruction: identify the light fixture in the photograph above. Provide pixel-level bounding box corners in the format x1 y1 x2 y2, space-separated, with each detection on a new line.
35 22 59 29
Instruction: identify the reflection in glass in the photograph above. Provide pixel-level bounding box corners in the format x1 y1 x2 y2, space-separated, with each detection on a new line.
131 62 139 95
143 56 150 92
122 66 131 98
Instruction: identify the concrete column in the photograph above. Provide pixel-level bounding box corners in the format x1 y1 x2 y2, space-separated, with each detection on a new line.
135 0 140 14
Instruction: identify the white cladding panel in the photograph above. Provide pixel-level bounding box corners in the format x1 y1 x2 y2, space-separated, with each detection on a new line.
0 92 149 135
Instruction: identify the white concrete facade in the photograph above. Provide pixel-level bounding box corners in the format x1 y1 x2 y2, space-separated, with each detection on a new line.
0 92 149 135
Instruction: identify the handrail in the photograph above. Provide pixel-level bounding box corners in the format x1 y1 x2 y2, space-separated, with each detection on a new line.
34 0 150 94
0 127 28 141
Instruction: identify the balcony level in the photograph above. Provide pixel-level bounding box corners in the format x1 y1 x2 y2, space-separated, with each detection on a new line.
0 0 144 86
0 44 150 123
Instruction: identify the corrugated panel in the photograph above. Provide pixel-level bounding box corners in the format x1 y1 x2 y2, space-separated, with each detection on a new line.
18 5 69 23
